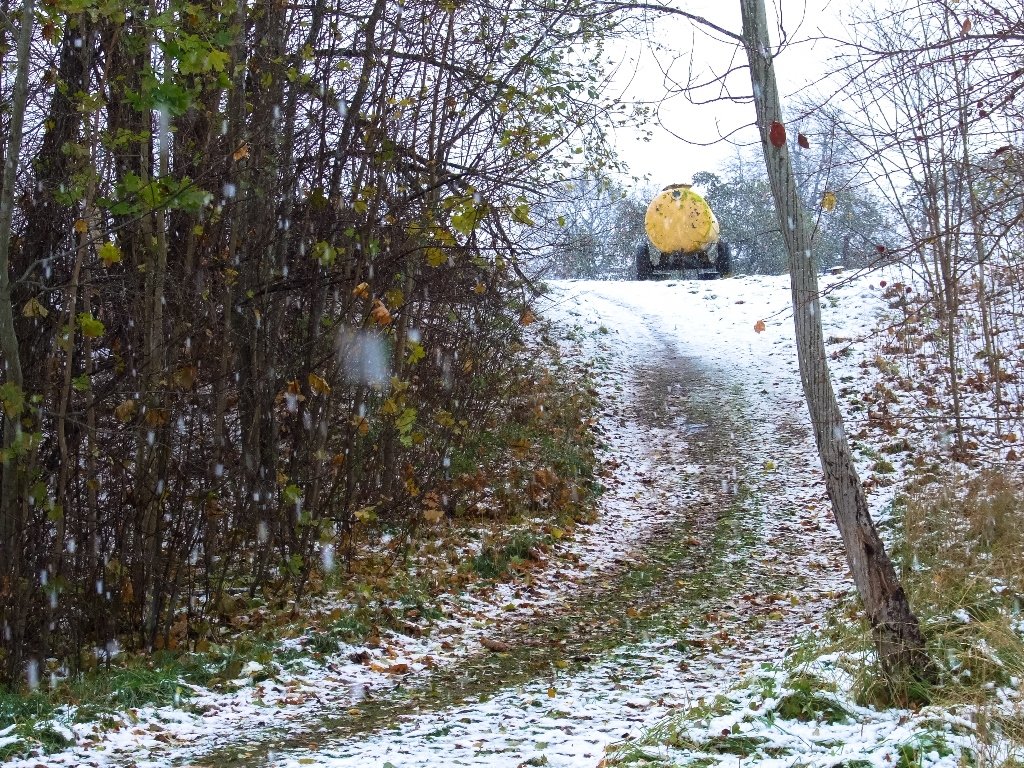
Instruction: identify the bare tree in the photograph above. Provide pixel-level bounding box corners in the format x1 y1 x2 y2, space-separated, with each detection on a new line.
739 0 929 680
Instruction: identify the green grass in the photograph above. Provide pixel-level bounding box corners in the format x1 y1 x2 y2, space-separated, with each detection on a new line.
471 530 548 579
773 673 850 724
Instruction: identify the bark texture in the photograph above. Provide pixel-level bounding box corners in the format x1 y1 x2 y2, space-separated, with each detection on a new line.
739 0 931 679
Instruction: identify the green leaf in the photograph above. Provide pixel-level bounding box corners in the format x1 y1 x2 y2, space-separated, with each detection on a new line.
406 340 425 365
77 313 105 338
0 382 25 418
312 241 337 268
512 202 535 226
72 374 92 392
282 484 303 505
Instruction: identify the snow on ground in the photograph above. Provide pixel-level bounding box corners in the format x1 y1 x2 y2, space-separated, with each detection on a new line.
11 267 990 768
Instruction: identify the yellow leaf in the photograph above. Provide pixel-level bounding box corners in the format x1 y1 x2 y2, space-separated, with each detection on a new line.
425 247 447 267
473 281 487 295
754 319 766 334
22 297 48 318
74 218 88 234
821 191 837 212
547 686 557 698
98 241 122 267
352 281 370 299
308 372 332 395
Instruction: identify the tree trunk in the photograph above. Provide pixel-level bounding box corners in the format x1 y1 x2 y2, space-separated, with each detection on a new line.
0 0 34 683
739 0 931 681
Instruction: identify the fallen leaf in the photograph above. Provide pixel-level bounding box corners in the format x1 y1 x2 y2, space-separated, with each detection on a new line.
479 637 511 653
754 319 766 333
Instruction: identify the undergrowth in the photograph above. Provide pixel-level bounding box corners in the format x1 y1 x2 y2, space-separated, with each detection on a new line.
0 329 603 761
606 469 1024 768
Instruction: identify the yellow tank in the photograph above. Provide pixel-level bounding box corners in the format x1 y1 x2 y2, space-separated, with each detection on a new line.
644 184 720 254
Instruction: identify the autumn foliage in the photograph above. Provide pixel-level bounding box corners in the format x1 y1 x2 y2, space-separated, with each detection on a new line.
0 0 610 685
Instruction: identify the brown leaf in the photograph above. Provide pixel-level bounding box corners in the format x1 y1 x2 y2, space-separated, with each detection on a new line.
961 17 972 35
114 399 137 423
769 121 786 148
172 365 198 390
232 143 250 161
479 637 512 653
144 408 169 427
754 319 766 334
797 133 810 149
370 299 392 326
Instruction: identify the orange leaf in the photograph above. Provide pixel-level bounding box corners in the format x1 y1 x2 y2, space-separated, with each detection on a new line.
232 143 250 161
754 319 766 334
769 121 786 149
423 506 444 524
352 282 370 299
370 299 392 326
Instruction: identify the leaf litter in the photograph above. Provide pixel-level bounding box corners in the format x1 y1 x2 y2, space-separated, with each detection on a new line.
8 270 1020 768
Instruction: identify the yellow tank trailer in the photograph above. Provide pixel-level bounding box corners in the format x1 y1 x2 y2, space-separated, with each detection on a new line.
636 184 733 280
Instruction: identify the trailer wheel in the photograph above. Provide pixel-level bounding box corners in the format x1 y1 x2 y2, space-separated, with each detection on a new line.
635 242 654 280
715 240 734 277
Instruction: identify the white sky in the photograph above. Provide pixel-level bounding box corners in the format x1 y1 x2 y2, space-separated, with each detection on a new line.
608 0 854 186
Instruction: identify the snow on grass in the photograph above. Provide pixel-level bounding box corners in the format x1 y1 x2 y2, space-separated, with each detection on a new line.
7 268 1021 768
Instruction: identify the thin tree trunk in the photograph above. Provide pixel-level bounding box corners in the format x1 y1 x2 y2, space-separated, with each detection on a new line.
739 0 930 681
0 4 34 677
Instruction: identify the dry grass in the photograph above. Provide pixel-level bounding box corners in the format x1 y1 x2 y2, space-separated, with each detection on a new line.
897 469 1024 768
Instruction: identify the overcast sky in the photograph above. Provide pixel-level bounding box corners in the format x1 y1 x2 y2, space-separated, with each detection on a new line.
608 0 854 187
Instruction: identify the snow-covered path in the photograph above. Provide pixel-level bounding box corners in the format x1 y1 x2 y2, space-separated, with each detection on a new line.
13 274 902 768
247 279 856 768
